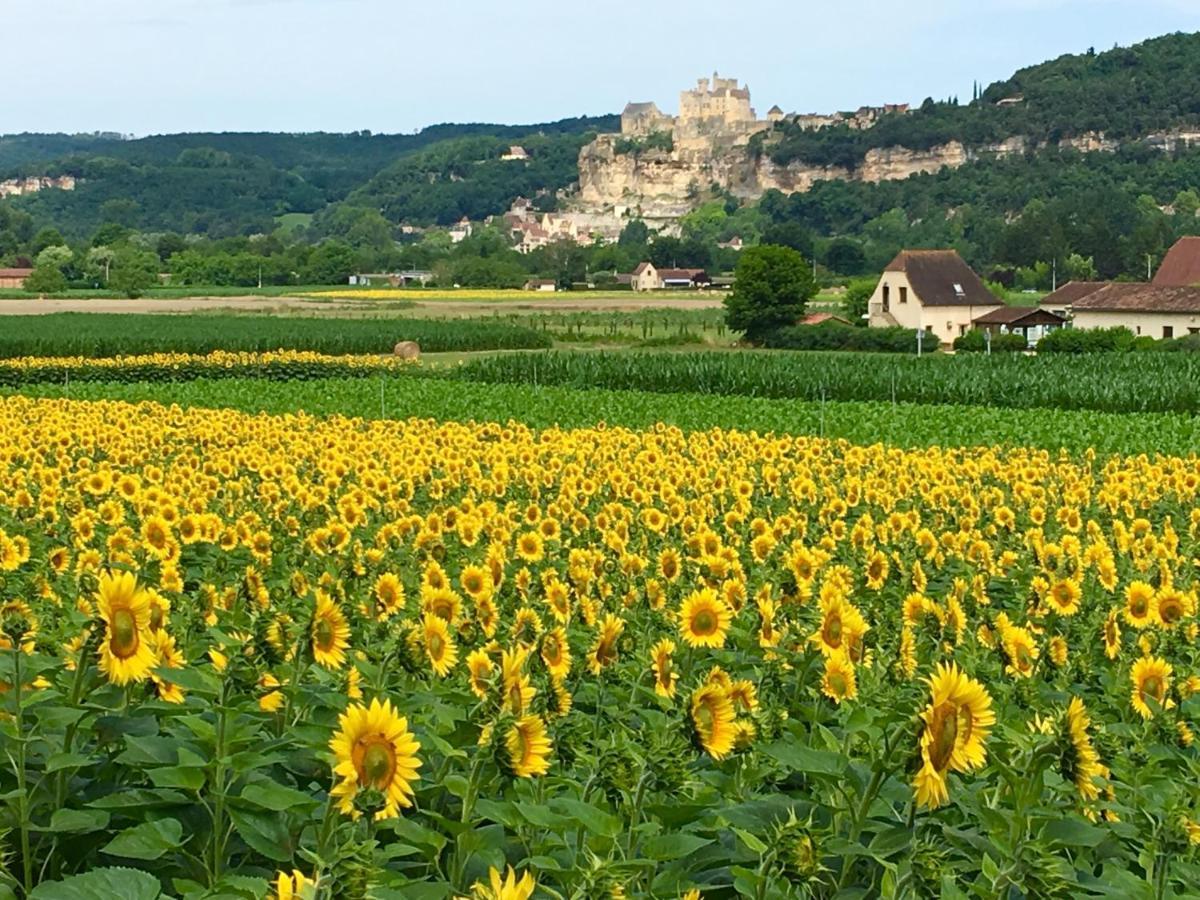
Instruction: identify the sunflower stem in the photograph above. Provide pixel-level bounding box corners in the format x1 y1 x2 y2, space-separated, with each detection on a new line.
12 647 33 894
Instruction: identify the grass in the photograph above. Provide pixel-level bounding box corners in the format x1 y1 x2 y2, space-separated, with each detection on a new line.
8 375 1199 456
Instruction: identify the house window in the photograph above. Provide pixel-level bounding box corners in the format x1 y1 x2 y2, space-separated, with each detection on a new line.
1189 327 1199 335
899 286 908 304
959 324 968 336
1136 326 1142 335
1163 325 1174 339
882 284 890 308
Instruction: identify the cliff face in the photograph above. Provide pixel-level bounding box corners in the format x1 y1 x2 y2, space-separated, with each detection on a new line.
573 129 1200 221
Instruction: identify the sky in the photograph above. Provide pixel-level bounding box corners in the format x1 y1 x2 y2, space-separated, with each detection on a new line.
5 0 1200 136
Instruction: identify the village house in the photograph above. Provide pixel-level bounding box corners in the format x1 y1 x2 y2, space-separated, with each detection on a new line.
1040 282 1200 339
867 250 1002 346
800 311 852 327
1039 237 1200 338
448 218 473 243
629 261 710 291
0 267 33 289
717 235 744 251
501 145 529 161
523 279 557 292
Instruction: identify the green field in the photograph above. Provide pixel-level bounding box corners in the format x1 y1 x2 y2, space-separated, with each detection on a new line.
10 375 1199 456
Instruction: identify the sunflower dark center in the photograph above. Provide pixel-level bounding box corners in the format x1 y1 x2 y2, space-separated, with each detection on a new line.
110 609 139 659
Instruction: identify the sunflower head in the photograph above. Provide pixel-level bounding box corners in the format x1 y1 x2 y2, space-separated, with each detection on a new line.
329 697 422 821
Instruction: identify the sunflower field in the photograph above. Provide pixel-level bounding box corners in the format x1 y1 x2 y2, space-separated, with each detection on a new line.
2 393 1200 899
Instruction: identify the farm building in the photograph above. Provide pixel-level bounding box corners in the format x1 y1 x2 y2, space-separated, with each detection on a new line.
971 305 1066 346
524 279 557 292
0 268 33 289
867 250 1002 346
1040 282 1200 339
630 262 710 291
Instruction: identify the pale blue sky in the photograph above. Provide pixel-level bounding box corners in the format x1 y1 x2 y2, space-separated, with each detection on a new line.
5 0 1198 135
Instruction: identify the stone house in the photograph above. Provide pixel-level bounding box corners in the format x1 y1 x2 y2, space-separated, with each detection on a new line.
868 250 1002 347
524 279 557 292
631 262 661 291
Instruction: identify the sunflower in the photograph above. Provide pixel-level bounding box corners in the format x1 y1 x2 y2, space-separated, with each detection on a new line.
505 714 551 778
1130 655 1174 719
272 870 316 900
650 638 678 699
1001 624 1039 679
821 650 857 703
329 697 422 820
311 594 350 670
1156 587 1194 628
1103 609 1122 660
678 589 732 649
912 661 995 809
540 626 571 680
659 548 683 582
1123 581 1159 629
587 614 624 674
95 570 157 686
501 647 535 715
690 681 736 760
373 573 405 619
810 594 869 658
516 530 544 563
149 629 186 704
469 865 536 900
459 565 492 602
1062 697 1104 803
1048 636 1068 667
1045 578 1082 616
467 649 494 699
422 613 458 677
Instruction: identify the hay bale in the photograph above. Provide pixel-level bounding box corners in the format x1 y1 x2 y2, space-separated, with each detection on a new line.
393 341 421 360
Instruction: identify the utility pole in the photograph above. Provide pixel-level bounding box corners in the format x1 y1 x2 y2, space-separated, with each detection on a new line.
1052 258 1057 292
1147 253 1152 281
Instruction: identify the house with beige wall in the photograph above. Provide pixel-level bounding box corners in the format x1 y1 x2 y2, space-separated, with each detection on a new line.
1040 282 1200 339
1038 237 1200 338
867 250 1002 346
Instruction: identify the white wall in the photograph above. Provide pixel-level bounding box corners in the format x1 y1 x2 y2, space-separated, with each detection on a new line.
1071 310 1200 339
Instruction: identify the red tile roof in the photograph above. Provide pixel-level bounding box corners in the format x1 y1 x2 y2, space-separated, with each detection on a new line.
1065 282 1200 313
1039 281 1108 307
972 306 1066 326
0 268 33 277
1153 236 1200 287
800 312 851 326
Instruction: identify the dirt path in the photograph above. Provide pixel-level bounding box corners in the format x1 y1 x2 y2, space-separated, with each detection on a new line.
0 294 726 317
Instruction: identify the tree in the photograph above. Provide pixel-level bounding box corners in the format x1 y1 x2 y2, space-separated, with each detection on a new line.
109 248 159 298
723 245 817 342
31 227 66 255
618 219 651 249
841 278 877 325
826 238 867 275
761 221 814 257
301 240 359 285
23 266 68 294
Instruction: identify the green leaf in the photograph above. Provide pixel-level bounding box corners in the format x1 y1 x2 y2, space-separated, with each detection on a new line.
733 827 769 854
29 867 162 900
101 819 184 860
46 808 110 834
44 752 94 773
514 801 571 830
1043 817 1108 848
229 807 294 862
147 766 206 791
642 832 712 860
551 798 621 838
239 779 318 812
761 741 843 776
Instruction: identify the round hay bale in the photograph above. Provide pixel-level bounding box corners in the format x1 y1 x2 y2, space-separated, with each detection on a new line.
393 341 421 360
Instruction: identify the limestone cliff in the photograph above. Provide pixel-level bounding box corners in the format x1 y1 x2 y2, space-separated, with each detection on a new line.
573 128 1200 223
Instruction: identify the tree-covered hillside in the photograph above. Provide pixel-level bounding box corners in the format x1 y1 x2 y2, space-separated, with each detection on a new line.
766 31 1200 167
0 116 617 238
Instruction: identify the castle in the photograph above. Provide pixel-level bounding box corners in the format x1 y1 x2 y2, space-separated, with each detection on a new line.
620 73 774 147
